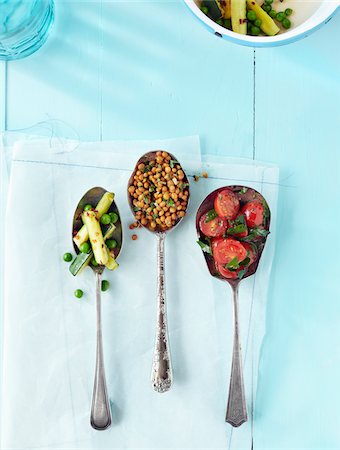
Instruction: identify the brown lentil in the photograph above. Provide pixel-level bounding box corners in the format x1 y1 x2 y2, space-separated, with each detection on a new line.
128 151 189 231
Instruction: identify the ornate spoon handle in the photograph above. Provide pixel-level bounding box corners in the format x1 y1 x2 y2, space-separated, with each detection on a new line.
90 271 112 430
151 232 172 393
225 282 248 427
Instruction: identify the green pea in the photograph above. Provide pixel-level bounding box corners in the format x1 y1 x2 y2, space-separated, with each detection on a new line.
101 280 110 292
216 18 223 25
106 239 117 250
262 4 271 12
223 18 232 29
269 9 277 18
63 252 72 262
285 8 293 16
84 204 93 211
80 242 91 254
100 213 111 225
265 0 273 4
74 289 83 299
254 19 262 27
247 10 257 21
109 212 119 224
282 17 291 28
276 12 285 21
91 258 99 266
200 5 209 14
251 25 261 35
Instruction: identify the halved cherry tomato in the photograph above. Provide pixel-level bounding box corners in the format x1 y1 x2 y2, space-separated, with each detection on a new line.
241 201 265 228
242 242 258 265
216 262 240 280
214 189 240 220
212 238 248 265
199 212 228 238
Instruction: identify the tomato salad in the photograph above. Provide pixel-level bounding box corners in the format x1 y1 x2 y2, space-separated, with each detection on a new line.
197 186 270 281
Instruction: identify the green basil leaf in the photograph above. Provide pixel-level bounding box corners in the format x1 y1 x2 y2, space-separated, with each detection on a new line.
227 223 247 235
241 227 270 242
197 239 212 255
227 256 240 271
205 209 218 223
239 256 250 267
238 268 247 280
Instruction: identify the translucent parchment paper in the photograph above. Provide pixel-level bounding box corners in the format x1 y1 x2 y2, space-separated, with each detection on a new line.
1 136 278 450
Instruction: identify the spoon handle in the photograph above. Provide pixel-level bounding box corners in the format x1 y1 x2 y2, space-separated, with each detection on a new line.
225 283 248 427
151 232 172 393
90 271 112 430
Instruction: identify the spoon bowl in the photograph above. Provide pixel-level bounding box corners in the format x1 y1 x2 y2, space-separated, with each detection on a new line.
128 151 190 393
73 186 123 262
72 186 123 431
196 185 271 427
127 151 190 234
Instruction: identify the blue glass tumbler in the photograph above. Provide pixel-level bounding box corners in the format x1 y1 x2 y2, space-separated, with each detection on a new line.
0 0 54 61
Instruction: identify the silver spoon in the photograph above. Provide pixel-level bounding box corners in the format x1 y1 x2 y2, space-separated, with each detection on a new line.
127 151 190 393
72 187 123 430
196 186 270 427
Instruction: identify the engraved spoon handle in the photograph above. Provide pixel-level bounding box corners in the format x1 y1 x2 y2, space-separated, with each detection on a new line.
90 271 112 430
225 282 248 427
151 232 172 393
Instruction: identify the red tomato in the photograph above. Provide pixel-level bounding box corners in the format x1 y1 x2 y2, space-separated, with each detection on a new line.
216 262 240 280
199 212 228 238
241 201 265 228
242 242 258 265
212 238 248 265
214 189 240 220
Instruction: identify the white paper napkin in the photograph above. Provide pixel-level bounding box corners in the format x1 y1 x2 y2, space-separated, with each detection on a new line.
1 135 279 450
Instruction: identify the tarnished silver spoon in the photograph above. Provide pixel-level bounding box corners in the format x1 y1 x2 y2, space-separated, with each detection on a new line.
127 151 190 393
72 187 123 430
196 186 270 427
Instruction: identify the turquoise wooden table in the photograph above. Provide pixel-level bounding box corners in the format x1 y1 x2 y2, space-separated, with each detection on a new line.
1 1 339 449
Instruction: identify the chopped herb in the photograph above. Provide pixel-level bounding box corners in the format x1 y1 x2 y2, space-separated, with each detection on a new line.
150 202 156 210
143 165 152 173
166 198 175 207
152 213 159 219
242 227 270 242
143 195 149 204
262 200 270 220
226 215 247 236
149 184 156 192
133 206 141 212
238 268 247 280
227 224 247 235
239 257 250 267
226 257 240 271
179 182 189 191
239 187 248 194
197 239 212 255
169 159 178 169
205 209 218 222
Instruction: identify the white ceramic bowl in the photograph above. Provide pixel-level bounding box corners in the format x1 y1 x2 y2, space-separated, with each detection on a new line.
184 0 339 47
